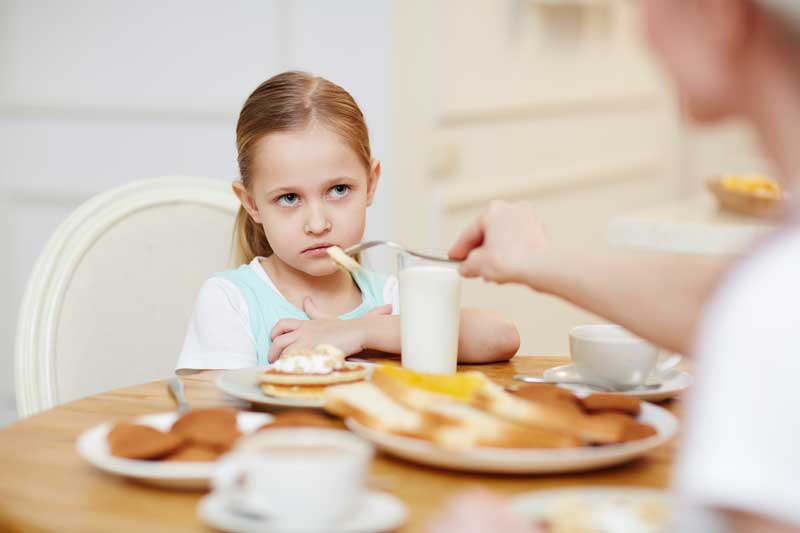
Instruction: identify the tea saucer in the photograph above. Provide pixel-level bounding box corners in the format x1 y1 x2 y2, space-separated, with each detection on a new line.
198 489 407 532
542 364 691 402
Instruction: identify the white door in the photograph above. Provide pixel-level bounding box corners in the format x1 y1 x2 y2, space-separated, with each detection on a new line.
390 0 686 356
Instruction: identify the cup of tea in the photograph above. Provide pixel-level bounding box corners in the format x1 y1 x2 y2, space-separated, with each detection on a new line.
212 428 373 529
569 324 659 388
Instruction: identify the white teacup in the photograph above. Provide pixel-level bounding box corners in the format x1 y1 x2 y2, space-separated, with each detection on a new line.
569 324 659 388
212 428 373 529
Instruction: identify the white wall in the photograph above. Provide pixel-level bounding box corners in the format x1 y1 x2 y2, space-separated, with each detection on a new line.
0 0 391 425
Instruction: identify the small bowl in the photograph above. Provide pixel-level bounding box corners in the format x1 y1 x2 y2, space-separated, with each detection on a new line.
706 175 785 219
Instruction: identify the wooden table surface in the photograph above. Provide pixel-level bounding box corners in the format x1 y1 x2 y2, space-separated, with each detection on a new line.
0 356 682 533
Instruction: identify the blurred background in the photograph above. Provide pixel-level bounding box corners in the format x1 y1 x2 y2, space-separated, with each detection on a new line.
0 0 772 425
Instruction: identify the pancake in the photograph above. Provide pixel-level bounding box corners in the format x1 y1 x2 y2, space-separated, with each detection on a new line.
260 383 330 400
259 363 369 386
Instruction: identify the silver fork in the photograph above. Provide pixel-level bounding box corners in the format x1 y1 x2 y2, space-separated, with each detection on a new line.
167 377 191 414
344 240 460 264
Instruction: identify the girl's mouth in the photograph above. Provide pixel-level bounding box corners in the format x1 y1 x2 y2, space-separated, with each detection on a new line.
302 243 334 257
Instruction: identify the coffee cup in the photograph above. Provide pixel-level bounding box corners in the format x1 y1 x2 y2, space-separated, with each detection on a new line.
569 324 659 388
212 428 373 529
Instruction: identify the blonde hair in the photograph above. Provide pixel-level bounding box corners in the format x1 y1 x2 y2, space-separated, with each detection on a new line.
233 71 372 265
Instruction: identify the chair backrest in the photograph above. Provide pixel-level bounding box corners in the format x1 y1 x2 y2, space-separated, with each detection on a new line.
15 177 239 417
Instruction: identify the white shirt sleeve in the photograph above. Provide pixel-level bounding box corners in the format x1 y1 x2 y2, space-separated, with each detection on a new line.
674 232 800 527
175 277 258 371
382 275 400 315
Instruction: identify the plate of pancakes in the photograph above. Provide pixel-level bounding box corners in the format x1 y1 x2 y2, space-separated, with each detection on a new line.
216 345 372 408
76 408 340 490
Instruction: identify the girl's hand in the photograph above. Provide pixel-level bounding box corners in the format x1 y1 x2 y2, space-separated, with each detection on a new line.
268 298 392 362
448 201 553 287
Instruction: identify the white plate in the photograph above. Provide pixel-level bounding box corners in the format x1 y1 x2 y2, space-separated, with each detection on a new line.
76 411 272 490
216 367 324 408
345 402 677 474
543 364 692 402
198 488 407 533
216 364 376 409
510 486 671 532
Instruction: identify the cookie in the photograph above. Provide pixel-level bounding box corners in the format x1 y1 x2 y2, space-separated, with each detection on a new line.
510 383 581 405
107 422 185 460
163 443 222 462
621 421 658 443
170 408 241 449
580 393 641 416
258 410 338 431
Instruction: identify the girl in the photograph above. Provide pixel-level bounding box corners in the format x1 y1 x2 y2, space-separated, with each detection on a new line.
176 71 519 371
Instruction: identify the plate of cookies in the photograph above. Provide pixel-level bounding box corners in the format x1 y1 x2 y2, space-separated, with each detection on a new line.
216 344 371 408
324 366 678 474
76 408 342 490
76 408 270 490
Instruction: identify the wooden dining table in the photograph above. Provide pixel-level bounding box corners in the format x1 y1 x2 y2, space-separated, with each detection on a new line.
0 356 682 532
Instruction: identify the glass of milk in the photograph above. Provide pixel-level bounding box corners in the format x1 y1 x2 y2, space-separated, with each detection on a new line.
398 252 461 374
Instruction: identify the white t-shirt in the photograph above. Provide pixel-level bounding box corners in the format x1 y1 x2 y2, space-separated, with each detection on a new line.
674 226 800 529
175 258 399 371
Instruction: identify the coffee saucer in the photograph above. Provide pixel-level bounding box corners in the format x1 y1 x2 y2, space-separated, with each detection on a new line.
198 488 407 532
542 364 691 402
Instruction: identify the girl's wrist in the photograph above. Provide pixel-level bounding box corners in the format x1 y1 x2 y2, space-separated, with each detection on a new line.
353 315 376 351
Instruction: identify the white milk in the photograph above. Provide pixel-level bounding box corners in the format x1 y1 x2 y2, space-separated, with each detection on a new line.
399 264 461 374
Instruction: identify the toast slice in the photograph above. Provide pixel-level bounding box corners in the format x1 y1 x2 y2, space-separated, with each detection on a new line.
473 382 627 445
324 381 426 438
371 366 579 450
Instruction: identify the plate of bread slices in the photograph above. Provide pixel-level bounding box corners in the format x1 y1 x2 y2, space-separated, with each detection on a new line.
76 408 338 490
216 344 372 408
323 366 678 474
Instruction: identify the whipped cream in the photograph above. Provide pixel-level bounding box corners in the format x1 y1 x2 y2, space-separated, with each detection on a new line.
270 354 345 374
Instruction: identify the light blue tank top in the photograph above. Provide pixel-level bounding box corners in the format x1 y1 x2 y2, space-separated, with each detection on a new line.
215 264 391 365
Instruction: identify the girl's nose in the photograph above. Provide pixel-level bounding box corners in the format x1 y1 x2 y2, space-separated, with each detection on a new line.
304 203 331 235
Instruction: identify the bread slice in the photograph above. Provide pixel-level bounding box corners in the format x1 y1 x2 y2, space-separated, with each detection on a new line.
371 367 579 450
422 401 580 450
473 381 627 445
370 366 488 406
324 381 425 437
327 245 361 273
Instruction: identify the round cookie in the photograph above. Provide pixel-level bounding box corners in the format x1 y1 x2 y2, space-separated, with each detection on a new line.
170 408 241 449
107 422 185 460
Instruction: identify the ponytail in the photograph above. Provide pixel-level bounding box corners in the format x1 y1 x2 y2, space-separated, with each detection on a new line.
232 206 272 265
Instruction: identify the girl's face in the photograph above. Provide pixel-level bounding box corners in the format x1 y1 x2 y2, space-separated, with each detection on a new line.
235 124 379 277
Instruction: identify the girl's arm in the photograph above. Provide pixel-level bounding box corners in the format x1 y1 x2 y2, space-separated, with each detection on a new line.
268 308 520 363
359 308 519 363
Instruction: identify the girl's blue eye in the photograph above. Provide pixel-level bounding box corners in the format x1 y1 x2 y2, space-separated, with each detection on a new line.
329 184 350 199
278 193 299 206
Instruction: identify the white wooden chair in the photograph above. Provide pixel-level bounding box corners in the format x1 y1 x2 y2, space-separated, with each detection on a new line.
14 177 238 417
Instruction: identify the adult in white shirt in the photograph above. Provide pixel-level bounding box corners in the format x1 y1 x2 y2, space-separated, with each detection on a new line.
438 0 800 532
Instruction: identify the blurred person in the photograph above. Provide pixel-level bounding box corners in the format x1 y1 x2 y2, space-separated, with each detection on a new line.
175 71 518 373
442 0 800 531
